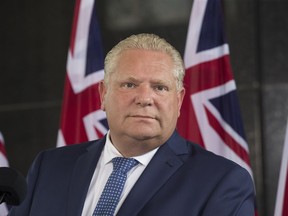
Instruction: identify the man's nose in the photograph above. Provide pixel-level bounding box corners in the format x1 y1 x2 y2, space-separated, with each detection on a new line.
135 85 153 107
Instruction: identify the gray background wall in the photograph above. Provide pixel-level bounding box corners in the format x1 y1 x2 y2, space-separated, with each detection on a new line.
1 0 288 215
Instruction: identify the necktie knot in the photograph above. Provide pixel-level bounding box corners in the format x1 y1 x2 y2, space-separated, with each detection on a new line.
112 157 139 174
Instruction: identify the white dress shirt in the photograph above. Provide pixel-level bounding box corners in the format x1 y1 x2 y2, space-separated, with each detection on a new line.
81 131 158 216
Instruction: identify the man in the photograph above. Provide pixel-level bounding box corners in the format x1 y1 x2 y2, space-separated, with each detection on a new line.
9 33 255 216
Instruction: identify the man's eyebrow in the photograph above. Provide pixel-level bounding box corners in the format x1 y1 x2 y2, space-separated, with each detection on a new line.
119 76 173 86
151 79 173 86
119 77 140 83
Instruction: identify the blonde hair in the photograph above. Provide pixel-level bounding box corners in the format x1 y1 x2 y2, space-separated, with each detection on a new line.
104 33 185 91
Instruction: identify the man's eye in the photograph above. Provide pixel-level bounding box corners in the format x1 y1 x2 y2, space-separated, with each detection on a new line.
123 83 136 88
155 85 168 91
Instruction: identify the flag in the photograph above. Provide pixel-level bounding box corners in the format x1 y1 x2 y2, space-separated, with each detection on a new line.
0 132 9 215
177 1 258 213
274 119 288 216
57 0 108 147
177 0 254 180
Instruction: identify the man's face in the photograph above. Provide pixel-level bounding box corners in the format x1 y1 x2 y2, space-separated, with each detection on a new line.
99 49 185 152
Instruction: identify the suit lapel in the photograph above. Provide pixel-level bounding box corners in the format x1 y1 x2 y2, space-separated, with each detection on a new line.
117 131 188 216
66 138 105 216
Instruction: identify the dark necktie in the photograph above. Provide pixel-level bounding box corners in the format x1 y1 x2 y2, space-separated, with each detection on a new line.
92 157 139 216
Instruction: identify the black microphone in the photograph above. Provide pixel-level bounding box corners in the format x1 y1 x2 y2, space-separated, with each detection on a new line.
0 167 27 206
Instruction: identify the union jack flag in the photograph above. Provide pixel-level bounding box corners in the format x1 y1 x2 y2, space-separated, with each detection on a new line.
274 118 288 216
57 0 108 147
0 132 9 215
177 0 253 177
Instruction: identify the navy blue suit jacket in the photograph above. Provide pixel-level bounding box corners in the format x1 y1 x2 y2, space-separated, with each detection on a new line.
9 131 255 215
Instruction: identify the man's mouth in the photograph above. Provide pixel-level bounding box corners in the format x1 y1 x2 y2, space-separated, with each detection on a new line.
129 115 157 120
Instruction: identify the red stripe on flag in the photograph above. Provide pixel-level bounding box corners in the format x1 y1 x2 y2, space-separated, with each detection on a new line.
59 76 101 144
204 105 251 166
0 143 6 157
177 78 204 147
186 55 234 95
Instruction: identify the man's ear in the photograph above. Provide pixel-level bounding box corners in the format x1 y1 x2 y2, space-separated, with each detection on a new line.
177 87 186 117
98 80 107 111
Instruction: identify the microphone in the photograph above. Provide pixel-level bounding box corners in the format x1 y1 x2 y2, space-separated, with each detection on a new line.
0 167 27 206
